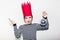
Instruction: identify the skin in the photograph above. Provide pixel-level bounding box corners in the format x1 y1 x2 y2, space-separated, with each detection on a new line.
42 11 47 17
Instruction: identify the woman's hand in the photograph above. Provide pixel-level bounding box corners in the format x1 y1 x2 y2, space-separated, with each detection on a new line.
42 11 47 17
8 18 16 26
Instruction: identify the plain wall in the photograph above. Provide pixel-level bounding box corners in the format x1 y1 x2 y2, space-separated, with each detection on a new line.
0 0 60 40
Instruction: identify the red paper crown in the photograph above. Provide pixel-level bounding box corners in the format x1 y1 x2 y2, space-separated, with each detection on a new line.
21 2 32 17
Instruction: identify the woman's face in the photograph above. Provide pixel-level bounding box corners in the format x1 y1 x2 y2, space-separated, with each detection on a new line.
24 16 33 24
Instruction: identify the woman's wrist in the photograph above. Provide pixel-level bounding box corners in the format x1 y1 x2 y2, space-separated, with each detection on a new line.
13 23 16 26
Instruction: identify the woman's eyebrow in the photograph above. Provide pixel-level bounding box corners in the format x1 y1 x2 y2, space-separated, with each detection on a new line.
29 17 31 18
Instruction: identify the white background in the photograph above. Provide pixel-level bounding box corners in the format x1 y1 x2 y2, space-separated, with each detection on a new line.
0 0 60 40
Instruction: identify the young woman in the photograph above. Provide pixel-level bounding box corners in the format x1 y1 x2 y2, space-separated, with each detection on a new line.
9 2 49 40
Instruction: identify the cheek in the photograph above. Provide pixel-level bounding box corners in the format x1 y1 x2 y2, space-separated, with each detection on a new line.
24 19 28 23
29 18 32 22
30 19 32 21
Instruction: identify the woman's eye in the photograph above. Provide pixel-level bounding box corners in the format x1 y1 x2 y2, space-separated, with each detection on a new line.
25 18 27 19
